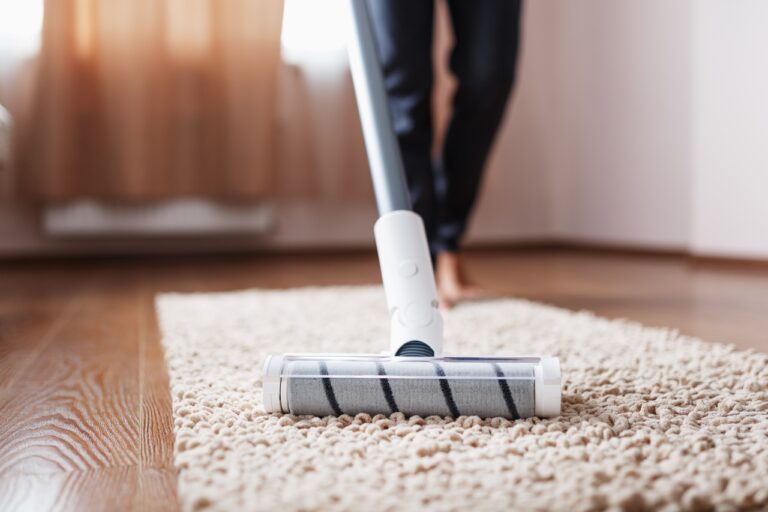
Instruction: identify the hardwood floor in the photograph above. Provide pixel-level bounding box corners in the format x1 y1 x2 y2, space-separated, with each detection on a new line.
1 248 767 511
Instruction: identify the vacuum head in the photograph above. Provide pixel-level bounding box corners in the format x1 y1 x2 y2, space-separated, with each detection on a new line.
263 354 561 419
260 1 562 422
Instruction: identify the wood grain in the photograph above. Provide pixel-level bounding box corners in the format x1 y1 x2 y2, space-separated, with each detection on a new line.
0 468 137 512
0 275 140 476
0 248 767 511
138 282 176 471
0 265 94 388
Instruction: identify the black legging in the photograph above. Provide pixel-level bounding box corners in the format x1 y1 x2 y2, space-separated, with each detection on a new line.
367 0 522 255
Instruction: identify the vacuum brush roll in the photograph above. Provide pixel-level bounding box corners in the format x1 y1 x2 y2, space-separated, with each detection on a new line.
263 354 560 419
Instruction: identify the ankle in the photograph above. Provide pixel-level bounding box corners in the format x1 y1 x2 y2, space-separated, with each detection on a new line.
436 251 463 284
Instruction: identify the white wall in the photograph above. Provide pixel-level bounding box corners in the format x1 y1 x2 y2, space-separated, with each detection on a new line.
471 0 694 250
548 1 693 249
691 0 768 258
473 0 767 258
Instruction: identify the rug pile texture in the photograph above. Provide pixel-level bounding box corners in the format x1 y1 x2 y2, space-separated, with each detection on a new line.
156 286 768 512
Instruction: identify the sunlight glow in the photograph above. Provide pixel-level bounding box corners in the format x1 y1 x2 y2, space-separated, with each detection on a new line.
0 0 45 59
281 0 348 65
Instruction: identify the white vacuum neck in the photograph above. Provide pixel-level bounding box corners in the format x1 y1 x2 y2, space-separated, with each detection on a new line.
345 0 444 355
375 211 443 356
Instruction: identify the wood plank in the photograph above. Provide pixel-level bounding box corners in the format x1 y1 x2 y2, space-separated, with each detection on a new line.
0 298 80 388
136 266 179 509
0 270 141 509
466 249 768 352
0 351 140 474
0 468 137 512
0 263 95 389
137 468 180 512
138 278 177 470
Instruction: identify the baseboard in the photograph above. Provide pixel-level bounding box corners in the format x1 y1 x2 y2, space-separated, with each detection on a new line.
471 239 768 267
44 199 275 237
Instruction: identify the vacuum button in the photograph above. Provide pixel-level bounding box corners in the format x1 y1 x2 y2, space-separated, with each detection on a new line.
398 260 418 278
402 301 432 327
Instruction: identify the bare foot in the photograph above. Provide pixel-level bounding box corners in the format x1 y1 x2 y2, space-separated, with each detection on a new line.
435 251 488 310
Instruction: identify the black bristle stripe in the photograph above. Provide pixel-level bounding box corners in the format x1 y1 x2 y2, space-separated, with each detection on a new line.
491 363 521 420
376 363 399 414
433 363 461 417
318 361 343 416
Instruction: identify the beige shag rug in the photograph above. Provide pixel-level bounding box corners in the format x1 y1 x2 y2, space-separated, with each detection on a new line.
156 286 768 512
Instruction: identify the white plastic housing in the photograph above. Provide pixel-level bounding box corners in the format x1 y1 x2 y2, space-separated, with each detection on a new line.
533 356 562 417
262 354 284 413
374 211 443 356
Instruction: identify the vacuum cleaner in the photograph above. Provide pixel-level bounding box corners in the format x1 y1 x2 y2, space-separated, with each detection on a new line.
263 0 561 419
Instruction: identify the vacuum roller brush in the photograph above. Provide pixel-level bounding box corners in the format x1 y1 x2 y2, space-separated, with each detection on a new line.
263 354 561 419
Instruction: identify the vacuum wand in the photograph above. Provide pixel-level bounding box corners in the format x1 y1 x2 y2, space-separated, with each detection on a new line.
346 0 443 357
263 0 562 419
345 0 411 215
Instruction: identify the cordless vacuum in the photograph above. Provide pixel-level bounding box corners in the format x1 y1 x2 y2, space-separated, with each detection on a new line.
263 0 561 419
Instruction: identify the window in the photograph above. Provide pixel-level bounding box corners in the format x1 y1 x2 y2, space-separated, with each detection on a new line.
0 0 45 61
281 0 347 65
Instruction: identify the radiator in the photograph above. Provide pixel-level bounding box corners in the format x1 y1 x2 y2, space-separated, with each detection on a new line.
0 104 11 173
44 199 275 237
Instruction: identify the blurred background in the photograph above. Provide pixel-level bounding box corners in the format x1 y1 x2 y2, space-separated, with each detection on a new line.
0 0 767 259
2 4 767 509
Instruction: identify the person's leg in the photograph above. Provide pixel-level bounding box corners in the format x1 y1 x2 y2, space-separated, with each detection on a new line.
366 0 436 237
436 0 523 306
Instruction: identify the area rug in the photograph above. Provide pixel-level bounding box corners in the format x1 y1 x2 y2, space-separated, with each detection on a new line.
156 286 768 512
